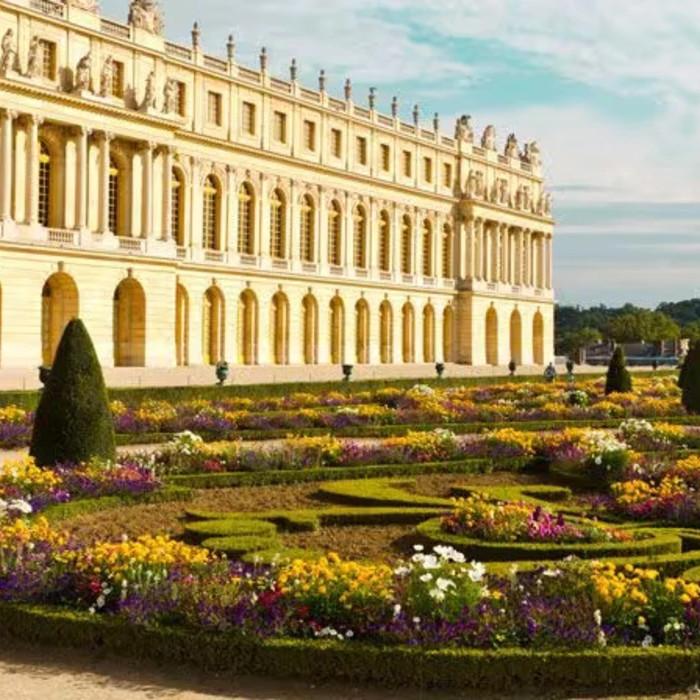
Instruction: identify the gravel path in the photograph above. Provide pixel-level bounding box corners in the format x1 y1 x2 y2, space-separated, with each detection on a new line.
1 643 697 700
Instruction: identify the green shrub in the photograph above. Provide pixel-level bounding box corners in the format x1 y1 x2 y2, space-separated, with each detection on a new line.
680 342 700 414
184 518 277 542
30 319 115 466
605 346 633 395
317 478 449 508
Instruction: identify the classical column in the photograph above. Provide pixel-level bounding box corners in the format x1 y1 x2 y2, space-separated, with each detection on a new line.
0 110 16 221
75 126 90 231
516 228 524 285
27 115 43 225
225 165 237 253
161 146 173 241
546 234 553 289
141 141 155 239
500 224 508 284
98 132 113 234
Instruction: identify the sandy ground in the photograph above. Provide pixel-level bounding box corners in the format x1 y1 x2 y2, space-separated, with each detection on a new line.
0 643 699 700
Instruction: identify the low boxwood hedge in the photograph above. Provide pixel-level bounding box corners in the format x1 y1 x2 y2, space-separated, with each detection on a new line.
317 478 449 508
1 602 700 693
417 518 682 561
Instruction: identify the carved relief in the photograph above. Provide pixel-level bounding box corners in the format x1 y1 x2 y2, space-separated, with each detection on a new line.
0 29 18 75
141 70 157 111
128 0 165 36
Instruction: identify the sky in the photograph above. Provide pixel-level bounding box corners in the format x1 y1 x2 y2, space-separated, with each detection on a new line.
103 0 700 308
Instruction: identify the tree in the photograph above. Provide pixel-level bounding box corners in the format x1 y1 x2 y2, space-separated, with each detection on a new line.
559 327 602 364
605 346 632 395
30 319 116 466
680 342 700 414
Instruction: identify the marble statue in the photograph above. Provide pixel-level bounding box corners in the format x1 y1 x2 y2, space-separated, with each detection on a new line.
26 35 40 79
454 114 473 142
1 29 17 75
481 125 496 150
128 0 164 35
142 70 157 110
504 133 518 158
74 52 92 92
100 55 115 97
163 78 179 115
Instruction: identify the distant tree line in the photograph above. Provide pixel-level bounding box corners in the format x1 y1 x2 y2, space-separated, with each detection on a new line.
555 299 700 359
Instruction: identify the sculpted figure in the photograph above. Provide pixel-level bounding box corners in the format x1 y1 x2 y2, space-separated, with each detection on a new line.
475 171 485 198
26 35 40 79
100 55 115 97
128 0 165 35
1 29 17 75
544 193 553 216
163 78 179 114
68 0 99 11
454 114 473 142
505 133 518 158
523 186 530 210
142 70 157 110
515 185 524 210
490 181 498 203
524 141 541 167
498 179 508 205
466 170 477 198
75 52 92 92
481 125 496 150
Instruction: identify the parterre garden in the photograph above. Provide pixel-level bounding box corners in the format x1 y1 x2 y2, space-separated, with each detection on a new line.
8 325 700 692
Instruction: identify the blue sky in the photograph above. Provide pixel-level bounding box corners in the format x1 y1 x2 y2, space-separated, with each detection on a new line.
103 0 700 308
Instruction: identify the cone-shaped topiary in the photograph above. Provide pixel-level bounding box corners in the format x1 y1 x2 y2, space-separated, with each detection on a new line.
30 319 115 466
605 345 633 395
680 342 700 414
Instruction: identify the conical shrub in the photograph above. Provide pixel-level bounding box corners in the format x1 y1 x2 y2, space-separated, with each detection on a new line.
30 319 116 466
605 346 632 395
680 342 700 414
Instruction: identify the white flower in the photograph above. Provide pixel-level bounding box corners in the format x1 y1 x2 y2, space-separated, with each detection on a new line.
468 561 486 583
393 604 402 618
394 566 411 577
345 630 354 638
413 544 424 552
593 609 603 627
642 635 653 648
436 577 455 592
421 555 439 570
542 568 561 578
429 589 446 602
419 573 433 583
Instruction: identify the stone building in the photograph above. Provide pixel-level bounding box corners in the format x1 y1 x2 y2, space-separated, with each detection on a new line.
0 0 554 378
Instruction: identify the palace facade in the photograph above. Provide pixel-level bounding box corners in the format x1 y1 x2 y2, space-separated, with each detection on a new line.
0 0 554 373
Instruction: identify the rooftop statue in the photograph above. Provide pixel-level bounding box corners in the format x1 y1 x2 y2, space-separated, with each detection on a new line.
454 114 473 142
67 0 100 11
481 125 496 150
128 0 164 35
524 141 541 167
504 133 518 158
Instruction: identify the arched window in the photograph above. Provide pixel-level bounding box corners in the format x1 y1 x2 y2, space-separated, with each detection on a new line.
237 182 255 255
270 189 286 259
510 309 522 365
202 175 220 250
422 219 433 277
300 194 315 262
271 291 289 364
171 169 185 245
113 278 146 367
175 284 189 366
302 294 318 364
443 305 455 362
353 205 367 269
485 307 498 366
379 301 393 364
533 311 545 365
379 210 391 272
330 296 344 364
402 302 415 363
355 299 369 364
441 224 453 279
38 141 51 228
328 200 342 266
108 157 120 234
41 273 79 365
202 286 224 365
401 215 412 274
423 304 435 363
237 290 258 365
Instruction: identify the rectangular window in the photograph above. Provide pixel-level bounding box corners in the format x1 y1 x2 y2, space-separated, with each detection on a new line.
442 163 452 188
207 91 222 125
380 144 391 172
303 120 316 151
242 101 256 135
112 60 125 98
39 39 56 80
273 111 288 143
423 157 433 183
356 136 368 166
174 80 186 116
402 150 412 177
331 128 342 158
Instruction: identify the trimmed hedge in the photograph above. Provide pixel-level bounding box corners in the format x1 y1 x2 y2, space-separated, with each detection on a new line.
1 603 700 693
166 457 531 490
317 479 449 508
417 518 682 561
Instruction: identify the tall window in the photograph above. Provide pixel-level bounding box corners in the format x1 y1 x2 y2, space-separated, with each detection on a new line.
173 80 186 116
202 175 219 250
269 189 286 258
353 205 367 269
328 200 342 266
303 120 316 151
108 158 119 234
441 224 453 278
442 163 452 188
401 215 412 274
39 39 56 80
273 111 287 143
331 128 342 158
207 91 222 125
423 157 433 183
38 142 51 227
300 194 315 262
237 182 254 254
242 102 256 135
356 136 368 165
422 220 433 277
402 150 412 177
171 169 184 244
379 210 391 272
112 60 124 98
380 144 391 171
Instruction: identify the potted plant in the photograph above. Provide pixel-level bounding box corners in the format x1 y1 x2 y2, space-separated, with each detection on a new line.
508 360 516 377
435 362 445 378
215 361 230 386
342 364 354 382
